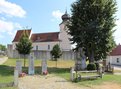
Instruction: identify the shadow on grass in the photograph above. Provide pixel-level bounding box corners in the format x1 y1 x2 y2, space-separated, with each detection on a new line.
0 65 14 77
0 65 70 76
22 66 70 75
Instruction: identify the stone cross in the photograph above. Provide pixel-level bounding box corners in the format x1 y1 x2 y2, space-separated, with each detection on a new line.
42 58 47 74
16 60 22 75
28 53 35 75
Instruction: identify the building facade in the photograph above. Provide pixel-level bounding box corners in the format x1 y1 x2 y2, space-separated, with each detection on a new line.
106 44 121 66
7 12 75 60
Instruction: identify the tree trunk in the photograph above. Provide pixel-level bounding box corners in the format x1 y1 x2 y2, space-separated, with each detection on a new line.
56 60 57 68
55 58 57 68
24 55 26 67
89 50 94 63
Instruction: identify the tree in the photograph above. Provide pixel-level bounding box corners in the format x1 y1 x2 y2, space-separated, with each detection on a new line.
0 44 6 51
68 0 117 63
0 44 6 55
51 44 62 67
16 30 33 67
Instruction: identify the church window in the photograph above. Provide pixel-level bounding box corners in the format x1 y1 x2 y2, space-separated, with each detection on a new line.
48 45 50 50
36 45 38 50
117 58 119 63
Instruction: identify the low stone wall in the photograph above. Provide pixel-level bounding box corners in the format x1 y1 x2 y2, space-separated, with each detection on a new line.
9 50 76 60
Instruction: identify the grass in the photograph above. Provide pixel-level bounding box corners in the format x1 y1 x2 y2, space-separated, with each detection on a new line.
1 58 121 88
0 58 74 83
0 58 15 84
55 71 121 88
0 87 17 89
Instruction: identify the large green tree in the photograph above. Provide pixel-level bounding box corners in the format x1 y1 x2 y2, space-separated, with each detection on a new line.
16 30 33 67
68 0 117 63
51 44 62 67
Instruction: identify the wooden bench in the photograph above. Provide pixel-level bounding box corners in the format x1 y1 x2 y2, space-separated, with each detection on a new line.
77 70 103 80
70 67 103 81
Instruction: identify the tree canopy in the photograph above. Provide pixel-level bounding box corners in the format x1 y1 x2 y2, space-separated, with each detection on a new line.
51 44 62 67
16 30 33 66
51 44 62 60
68 0 117 63
0 44 6 51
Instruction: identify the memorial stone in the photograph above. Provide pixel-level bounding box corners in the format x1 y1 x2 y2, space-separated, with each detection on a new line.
28 53 35 75
16 60 22 74
42 58 47 74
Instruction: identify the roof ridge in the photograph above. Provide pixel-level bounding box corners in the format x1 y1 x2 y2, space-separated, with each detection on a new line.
17 29 32 31
32 32 59 35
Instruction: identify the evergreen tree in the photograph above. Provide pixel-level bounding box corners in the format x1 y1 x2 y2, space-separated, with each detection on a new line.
68 0 117 63
16 30 33 67
51 44 62 67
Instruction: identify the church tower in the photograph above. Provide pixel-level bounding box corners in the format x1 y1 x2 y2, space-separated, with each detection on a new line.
59 10 72 51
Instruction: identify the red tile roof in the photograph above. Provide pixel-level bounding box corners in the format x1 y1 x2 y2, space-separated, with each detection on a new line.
110 45 121 56
31 32 60 42
12 29 31 42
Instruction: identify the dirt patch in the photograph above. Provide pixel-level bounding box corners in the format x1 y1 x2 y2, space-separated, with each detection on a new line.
0 57 8 65
18 74 90 89
18 74 121 89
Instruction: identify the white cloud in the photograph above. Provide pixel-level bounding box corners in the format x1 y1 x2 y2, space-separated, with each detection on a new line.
52 10 63 20
0 0 26 18
0 19 22 37
114 19 121 44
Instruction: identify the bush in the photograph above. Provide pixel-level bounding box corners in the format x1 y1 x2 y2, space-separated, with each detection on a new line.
87 63 96 70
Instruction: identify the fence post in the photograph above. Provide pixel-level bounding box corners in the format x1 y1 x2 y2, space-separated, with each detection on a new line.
70 67 76 81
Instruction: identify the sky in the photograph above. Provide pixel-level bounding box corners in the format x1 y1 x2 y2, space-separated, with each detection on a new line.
0 0 121 46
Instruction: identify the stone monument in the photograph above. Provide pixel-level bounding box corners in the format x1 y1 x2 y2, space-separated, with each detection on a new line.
80 48 86 70
42 58 47 74
16 60 22 74
75 48 86 70
14 68 18 86
28 53 35 75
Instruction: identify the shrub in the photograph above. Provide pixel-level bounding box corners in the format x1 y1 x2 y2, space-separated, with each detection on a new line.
87 63 96 70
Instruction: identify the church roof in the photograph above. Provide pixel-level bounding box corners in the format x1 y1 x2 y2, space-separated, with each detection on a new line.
12 29 31 42
110 44 121 56
31 32 60 42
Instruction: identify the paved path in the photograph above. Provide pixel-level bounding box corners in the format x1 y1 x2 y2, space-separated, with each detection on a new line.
0 57 8 65
18 74 90 89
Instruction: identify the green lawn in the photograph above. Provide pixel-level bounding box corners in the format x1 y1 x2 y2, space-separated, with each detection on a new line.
56 71 121 87
0 58 74 83
0 58 121 88
0 87 17 89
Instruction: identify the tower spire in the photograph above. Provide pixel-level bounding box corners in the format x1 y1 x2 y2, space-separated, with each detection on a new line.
65 7 67 14
61 9 70 22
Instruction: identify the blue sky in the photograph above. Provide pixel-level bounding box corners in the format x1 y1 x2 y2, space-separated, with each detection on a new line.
0 0 121 46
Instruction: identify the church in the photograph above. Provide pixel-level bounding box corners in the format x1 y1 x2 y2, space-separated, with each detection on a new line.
7 11 75 60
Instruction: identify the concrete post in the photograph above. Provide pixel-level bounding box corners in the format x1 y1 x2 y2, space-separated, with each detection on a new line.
14 68 18 86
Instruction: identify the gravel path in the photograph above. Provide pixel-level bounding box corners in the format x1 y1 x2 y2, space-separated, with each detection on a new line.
0 57 8 65
18 74 121 89
18 74 90 89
